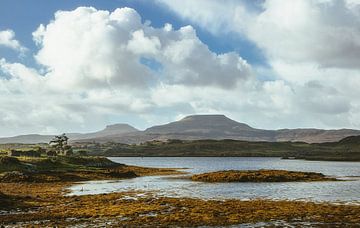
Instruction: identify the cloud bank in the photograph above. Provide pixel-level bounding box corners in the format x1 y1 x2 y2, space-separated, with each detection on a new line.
1 2 360 136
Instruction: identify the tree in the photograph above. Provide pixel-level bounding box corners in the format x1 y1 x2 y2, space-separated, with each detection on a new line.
49 133 73 156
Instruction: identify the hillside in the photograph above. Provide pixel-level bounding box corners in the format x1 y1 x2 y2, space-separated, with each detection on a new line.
75 115 360 144
93 135 360 161
1 115 359 144
0 124 139 144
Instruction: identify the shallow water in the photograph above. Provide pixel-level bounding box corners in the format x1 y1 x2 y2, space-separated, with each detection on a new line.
68 157 360 203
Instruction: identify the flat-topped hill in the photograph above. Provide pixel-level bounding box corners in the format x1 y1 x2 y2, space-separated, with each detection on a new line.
2 114 360 144
145 114 255 134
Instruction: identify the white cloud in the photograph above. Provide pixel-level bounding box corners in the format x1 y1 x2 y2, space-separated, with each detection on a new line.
2 4 360 137
155 0 360 129
0 29 27 53
127 30 161 55
160 0 360 69
0 6 255 136
31 6 251 91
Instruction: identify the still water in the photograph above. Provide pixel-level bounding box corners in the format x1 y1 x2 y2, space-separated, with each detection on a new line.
68 157 360 203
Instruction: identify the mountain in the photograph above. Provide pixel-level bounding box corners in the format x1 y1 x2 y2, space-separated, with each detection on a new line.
0 115 359 144
75 124 139 140
0 134 55 144
145 115 254 134
143 115 360 143
143 114 274 141
0 124 139 144
275 128 360 143
74 115 360 144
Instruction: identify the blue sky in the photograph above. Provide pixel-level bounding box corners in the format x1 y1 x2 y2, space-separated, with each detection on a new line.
0 0 360 136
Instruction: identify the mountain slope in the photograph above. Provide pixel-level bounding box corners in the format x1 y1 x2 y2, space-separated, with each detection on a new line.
0 134 55 144
82 115 360 144
141 114 275 142
146 115 254 134
76 124 139 140
0 124 139 144
1 115 359 144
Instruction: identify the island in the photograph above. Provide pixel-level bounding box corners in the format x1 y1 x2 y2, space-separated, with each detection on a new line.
191 169 338 182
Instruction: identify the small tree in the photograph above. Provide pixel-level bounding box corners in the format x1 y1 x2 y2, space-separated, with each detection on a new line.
49 133 72 156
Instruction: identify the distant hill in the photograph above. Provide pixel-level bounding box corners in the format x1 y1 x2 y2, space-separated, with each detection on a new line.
0 134 55 144
145 115 255 134
141 115 360 143
94 135 360 161
0 124 139 144
0 115 359 144
338 135 360 145
75 124 139 140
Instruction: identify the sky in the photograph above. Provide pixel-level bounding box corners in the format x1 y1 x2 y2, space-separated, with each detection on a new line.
1 0 360 136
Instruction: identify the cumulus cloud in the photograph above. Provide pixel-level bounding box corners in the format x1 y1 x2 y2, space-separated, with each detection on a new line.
0 6 255 136
32 7 251 90
1 4 360 136
159 0 360 69
156 0 360 129
0 29 27 53
246 0 360 69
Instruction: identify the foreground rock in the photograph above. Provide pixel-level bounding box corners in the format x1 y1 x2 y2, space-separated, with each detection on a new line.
191 169 338 182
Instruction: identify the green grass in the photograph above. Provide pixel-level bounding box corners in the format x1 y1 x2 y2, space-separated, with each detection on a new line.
93 136 360 161
1 136 359 161
0 155 120 173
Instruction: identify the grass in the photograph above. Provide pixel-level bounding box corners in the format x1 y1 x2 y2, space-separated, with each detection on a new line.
84 136 360 161
2 135 360 161
0 151 358 226
0 155 181 183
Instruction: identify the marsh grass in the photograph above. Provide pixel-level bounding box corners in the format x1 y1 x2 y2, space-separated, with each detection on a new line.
191 169 338 182
0 183 359 227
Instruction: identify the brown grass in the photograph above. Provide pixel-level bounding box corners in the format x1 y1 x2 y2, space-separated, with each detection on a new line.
191 169 338 182
0 166 358 227
0 182 359 227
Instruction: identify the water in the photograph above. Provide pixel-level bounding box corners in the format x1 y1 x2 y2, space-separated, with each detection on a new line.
68 157 360 203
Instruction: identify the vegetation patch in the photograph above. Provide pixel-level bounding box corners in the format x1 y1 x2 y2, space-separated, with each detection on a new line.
0 155 180 183
74 136 360 161
0 183 359 227
0 156 30 173
191 169 338 182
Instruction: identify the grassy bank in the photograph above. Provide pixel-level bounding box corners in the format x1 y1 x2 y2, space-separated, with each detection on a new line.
191 170 338 182
0 155 180 183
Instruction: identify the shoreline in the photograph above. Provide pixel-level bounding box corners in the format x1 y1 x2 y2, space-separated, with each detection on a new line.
1 157 360 226
107 155 360 162
1 182 360 227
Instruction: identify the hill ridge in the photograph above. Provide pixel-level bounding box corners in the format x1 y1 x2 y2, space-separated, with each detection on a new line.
0 114 359 144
